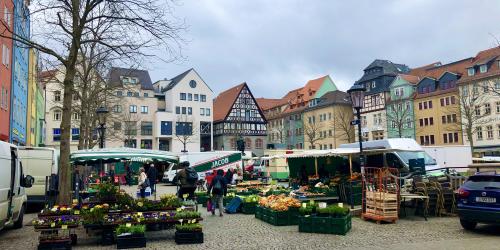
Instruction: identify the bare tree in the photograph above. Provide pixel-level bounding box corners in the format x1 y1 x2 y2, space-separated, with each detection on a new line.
174 115 199 152
331 108 355 143
0 0 185 204
386 98 414 138
454 85 490 155
270 118 286 145
303 120 323 149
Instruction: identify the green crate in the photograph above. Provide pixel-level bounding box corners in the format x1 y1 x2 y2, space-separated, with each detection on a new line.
255 206 262 219
288 207 300 225
298 215 351 235
197 196 208 205
242 203 257 214
268 210 290 226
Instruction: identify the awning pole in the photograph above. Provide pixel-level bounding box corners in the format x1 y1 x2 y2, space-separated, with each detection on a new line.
315 157 318 176
349 155 353 177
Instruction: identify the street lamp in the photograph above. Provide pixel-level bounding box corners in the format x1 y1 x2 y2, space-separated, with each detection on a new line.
347 84 366 210
96 106 109 149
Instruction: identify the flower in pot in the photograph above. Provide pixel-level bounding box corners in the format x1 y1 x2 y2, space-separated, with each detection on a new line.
175 223 202 232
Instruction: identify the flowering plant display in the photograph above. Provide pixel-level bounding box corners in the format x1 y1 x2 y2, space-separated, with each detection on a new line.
32 215 80 228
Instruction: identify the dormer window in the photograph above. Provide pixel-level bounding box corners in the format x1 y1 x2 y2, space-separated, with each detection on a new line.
479 64 487 73
467 68 475 76
366 83 370 91
371 81 376 88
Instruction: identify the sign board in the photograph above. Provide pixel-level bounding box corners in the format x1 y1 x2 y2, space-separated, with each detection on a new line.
350 120 360 126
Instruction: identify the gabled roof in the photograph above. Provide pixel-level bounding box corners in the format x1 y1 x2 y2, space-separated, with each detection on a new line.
399 74 420 85
459 46 500 83
255 98 286 111
304 90 350 112
282 75 329 107
213 83 246 122
161 68 192 92
410 58 471 80
356 59 410 86
108 67 154 90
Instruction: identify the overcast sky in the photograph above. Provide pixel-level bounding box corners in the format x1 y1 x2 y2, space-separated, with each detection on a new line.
147 0 500 99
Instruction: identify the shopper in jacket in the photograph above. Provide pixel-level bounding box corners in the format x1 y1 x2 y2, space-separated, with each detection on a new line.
174 162 198 199
138 167 148 198
147 163 158 194
207 169 227 216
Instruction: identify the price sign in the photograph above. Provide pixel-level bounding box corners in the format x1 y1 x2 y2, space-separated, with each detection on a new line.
182 194 188 199
72 199 78 204
61 225 68 230
179 219 183 225
126 223 131 227
302 203 307 208
176 208 182 212
137 212 143 216
338 203 344 208
74 210 80 215
50 222 55 228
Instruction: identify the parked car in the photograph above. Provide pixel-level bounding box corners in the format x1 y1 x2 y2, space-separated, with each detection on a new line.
457 173 500 230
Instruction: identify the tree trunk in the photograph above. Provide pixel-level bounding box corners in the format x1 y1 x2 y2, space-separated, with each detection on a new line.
57 67 76 205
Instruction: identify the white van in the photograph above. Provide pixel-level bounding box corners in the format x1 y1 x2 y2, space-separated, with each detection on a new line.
0 141 34 231
18 147 58 204
163 151 242 183
339 138 439 172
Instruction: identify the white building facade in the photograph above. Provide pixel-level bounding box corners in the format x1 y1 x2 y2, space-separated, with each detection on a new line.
153 69 213 152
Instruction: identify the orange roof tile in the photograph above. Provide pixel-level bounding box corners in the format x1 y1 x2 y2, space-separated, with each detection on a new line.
399 74 420 84
410 58 471 80
458 46 500 83
213 83 246 122
280 75 328 109
255 98 285 111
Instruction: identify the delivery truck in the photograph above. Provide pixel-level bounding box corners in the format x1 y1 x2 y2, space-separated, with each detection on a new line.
18 147 59 204
423 145 472 172
163 151 242 183
0 141 34 231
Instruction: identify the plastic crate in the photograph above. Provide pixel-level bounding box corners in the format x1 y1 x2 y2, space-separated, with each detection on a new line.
196 196 208 205
268 210 289 226
116 234 146 249
298 215 351 235
242 203 257 214
175 231 204 245
255 206 262 219
288 207 300 225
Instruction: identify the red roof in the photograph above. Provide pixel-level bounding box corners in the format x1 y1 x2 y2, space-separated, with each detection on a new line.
458 46 500 83
255 98 285 111
399 74 420 84
410 58 470 80
213 83 246 122
281 75 328 110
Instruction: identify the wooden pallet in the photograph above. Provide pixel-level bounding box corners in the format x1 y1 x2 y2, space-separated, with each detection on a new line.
361 212 398 224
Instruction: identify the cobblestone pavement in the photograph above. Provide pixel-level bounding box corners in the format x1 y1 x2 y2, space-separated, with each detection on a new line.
0 183 498 250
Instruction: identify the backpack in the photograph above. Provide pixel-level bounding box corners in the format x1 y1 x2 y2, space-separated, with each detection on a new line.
213 178 222 192
185 167 199 184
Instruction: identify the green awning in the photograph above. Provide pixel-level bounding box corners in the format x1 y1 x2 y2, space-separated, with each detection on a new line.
70 147 179 164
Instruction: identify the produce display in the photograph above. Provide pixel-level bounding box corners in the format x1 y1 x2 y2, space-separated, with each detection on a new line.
243 195 260 203
258 194 301 211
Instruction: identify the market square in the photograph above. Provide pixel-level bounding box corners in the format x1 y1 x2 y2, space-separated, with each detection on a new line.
0 1 499 249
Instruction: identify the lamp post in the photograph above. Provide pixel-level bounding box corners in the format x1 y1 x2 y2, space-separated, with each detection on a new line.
96 106 109 149
347 84 366 210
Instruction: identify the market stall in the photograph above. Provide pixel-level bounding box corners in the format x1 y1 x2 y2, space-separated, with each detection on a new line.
33 148 205 249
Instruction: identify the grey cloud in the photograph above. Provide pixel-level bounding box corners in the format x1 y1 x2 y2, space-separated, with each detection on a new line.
147 0 500 98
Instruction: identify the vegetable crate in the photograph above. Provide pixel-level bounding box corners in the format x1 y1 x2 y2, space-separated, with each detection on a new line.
116 234 146 249
257 207 299 226
241 203 257 214
175 231 204 244
255 206 263 219
38 240 72 250
362 167 400 224
298 215 352 235
196 196 208 205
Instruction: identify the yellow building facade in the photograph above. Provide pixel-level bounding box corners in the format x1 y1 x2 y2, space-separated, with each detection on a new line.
302 91 354 150
26 48 38 146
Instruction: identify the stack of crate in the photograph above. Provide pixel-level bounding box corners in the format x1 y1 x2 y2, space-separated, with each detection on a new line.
365 191 398 218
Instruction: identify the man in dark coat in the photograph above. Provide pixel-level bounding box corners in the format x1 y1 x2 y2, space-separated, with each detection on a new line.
147 163 158 194
207 169 228 216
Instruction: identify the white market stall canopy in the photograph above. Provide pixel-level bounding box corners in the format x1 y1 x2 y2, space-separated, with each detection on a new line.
279 148 360 159
70 148 179 164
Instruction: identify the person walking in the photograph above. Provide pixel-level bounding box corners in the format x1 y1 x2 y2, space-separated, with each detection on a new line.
174 161 198 199
207 169 227 216
224 168 234 185
147 163 158 194
138 167 149 198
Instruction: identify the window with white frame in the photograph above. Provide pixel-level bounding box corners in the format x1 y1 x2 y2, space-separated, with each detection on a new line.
200 108 205 116
53 109 62 121
485 103 491 115
72 112 80 120
206 108 210 116
498 124 500 138
141 106 148 114
54 91 61 102
468 68 475 76
496 102 500 113
180 93 186 100
194 94 199 101
129 105 137 113
479 65 487 73
2 44 10 67
487 125 493 139
477 126 483 140
113 105 122 113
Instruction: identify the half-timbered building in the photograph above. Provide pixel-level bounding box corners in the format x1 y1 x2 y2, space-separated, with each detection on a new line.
213 83 268 156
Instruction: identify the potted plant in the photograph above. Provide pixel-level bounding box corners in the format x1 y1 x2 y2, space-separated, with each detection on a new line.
175 223 203 244
160 194 182 210
96 182 118 202
116 224 146 249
